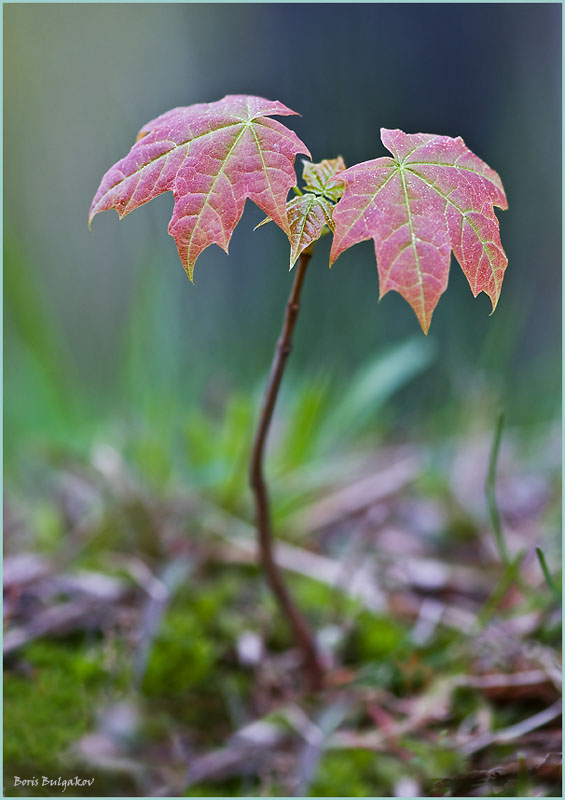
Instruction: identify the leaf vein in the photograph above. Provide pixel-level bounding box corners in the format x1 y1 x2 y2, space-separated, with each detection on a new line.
406 168 503 293
96 122 244 207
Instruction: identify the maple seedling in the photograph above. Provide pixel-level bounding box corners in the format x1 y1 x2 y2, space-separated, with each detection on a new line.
90 95 508 691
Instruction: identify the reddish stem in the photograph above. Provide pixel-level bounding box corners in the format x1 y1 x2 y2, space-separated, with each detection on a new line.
249 249 324 691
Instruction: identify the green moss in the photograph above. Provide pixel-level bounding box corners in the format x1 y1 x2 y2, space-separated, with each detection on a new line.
310 749 386 796
189 570 245 636
142 608 218 697
140 574 253 738
351 611 407 660
4 639 129 796
291 576 339 619
311 742 462 797
401 736 463 783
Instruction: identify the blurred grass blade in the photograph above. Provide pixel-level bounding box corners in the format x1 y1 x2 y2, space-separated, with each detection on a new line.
278 379 331 470
478 549 525 627
321 337 436 443
4 235 82 454
486 412 510 565
535 547 560 600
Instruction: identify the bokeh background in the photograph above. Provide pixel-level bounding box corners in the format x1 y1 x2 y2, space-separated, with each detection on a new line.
4 4 561 797
5 3 561 459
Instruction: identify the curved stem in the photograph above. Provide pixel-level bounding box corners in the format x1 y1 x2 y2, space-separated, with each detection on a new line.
249 249 324 691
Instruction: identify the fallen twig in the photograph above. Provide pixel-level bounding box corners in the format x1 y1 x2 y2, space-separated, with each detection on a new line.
460 699 562 756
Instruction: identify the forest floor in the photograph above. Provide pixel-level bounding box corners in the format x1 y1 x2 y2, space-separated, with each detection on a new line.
4 412 562 797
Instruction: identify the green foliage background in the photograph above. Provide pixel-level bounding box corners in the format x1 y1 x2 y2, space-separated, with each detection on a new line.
4 3 561 465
